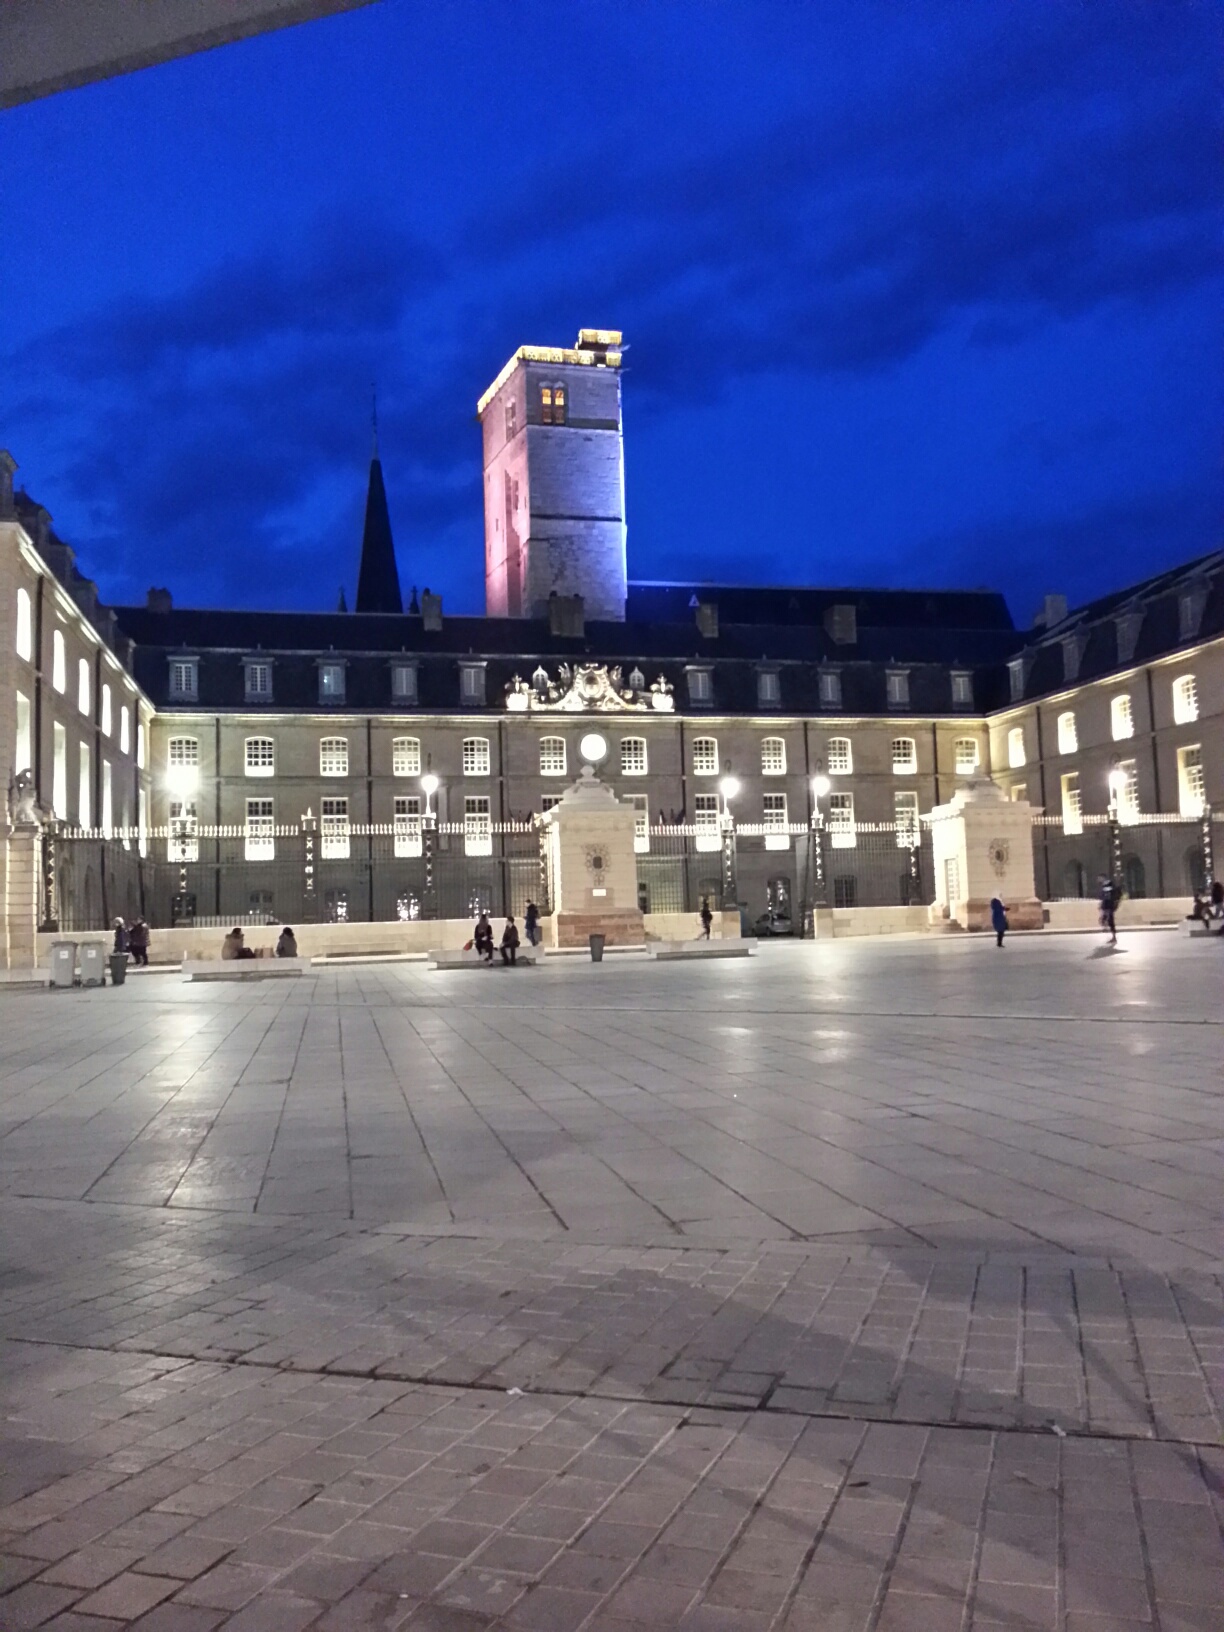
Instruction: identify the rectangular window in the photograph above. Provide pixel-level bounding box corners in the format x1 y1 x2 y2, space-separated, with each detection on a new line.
1008 658 1025 703
463 736 491 776
52 722 67 817
391 663 417 702
819 670 842 708
827 736 852 775
100 683 112 737
78 657 90 717
951 671 973 708
16 587 32 661
321 796 350 858
629 793 649 853
620 736 647 775
762 792 788 841
757 670 780 705
1111 694 1133 741
394 794 423 857
318 662 345 702
541 794 564 813
505 399 517 439
1178 745 1205 817
687 668 712 704
15 691 32 775
460 664 485 704
245 737 275 776
891 736 917 774
761 736 786 775
464 794 492 856
168 736 200 799
1115 758 1139 825
119 704 131 755
101 761 113 836
540 384 566 425
953 737 979 775
138 788 148 856
692 736 719 775
886 670 910 708
539 736 567 776
1061 771 1082 835
319 736 348 776
168 799 198 861
833 876 857 909
78 741 91 828
1172 674 1198 724
245 662 272 702
1057 711 1078 754
828 791 856 848
168 658 197 700
392 736 421 776
693 792 720 851
1007 726 1026 769
52 629 66 693
137 720 146 770
894 791 920 848
245 797 275 861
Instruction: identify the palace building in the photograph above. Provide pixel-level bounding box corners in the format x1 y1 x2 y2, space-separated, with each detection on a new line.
1 330 1221 960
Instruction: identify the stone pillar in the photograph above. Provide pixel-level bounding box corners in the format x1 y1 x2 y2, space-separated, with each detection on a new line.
927 777 1043 932
543 766 644 948
1 820 43 970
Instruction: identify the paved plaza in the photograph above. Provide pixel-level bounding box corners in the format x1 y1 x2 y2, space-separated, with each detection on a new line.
1 933 1221 1630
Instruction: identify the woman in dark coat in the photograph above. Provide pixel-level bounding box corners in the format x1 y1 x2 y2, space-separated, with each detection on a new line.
990 897 1008 948
127 918 150 966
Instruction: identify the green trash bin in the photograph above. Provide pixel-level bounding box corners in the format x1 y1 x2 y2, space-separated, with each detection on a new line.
589 933 605 963
108 953 129 986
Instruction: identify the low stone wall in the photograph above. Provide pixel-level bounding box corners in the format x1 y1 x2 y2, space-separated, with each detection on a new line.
644 911 741 943
1043 897 1186 931
829 905 933 938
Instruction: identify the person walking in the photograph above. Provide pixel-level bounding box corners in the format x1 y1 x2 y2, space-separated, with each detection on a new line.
112 917 130 957
501 916 521 966
1099 875 1120 946
127 917 150 966
990 896 1008 947
474 913 494 963
699 897 713 939
524 901 540 947
275 926 298 958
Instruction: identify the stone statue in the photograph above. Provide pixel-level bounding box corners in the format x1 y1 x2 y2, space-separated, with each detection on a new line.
10 769 39 827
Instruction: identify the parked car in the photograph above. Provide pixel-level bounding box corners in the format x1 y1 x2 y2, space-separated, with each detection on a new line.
753 911 794 937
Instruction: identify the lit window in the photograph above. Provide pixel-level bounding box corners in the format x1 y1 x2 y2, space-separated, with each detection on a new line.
15 587 32 661
886 670 910 708
953 737 979 775
319 736 348 776
168 658 197 700
828 791 856 848
1172 674 1198 724
757 670 781 706
693 792 720 849
762 792 788 829
819 669 842 708
168 799 198 861
52 630 66 693
1057 711 1078 754
540 384 566 425
78 741 91 828
78 658 90 717
391 663 417 702
100 683 112 737
15 691 31 775
692 736 719 775
245 798 275 861
620 736 647 775
687 668 712 704
1007 727 1025 769
392 736 421 776
1111 694 1133 741
464 794 492 855
894 791 920 847
460 664 485 704
541 794 564 812
119 705 131 755
891 737 917 774
137 721 147 770
827 737 852 775
245 737 275 776
1178 745 1205 817
951 671 973 707
52 722 67 818
540 736 567 776
1061 771 1082 835
321 796 350 858
629 793 649 853
168 737 200 797
101 761 113 837
761 737 786 775
318 662 345 702
463 736 491 776
394 794 423 857
1115 758 1139 825
505 398 517 439
245 662 272 702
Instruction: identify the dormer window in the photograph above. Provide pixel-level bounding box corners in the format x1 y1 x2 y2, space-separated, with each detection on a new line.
390 662 417 702
244 660 272 702
318 661 345 703
886 670 910 709
1061 636 1085 684
460 663 486 704
951 671 973 708
686 667 713 705
1179 585 1206 642
819 669 842 708
1008 657 1027 704
541 384 566 425
757 669 781 706
1115 611 1142 666
168 657 198 701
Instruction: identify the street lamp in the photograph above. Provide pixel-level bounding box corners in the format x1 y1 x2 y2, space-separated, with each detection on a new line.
1106 765 1126 884
579 732 608 767
420 771 440 919
718 774 740 816
808 774 831 918
717 774 739 911
420 771 439 818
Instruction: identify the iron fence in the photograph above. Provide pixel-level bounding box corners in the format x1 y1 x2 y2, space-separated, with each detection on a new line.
1032 811 1218 900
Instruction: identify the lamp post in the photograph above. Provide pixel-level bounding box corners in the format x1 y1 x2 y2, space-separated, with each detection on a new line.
718 774 740 911
301 806 317 922
421 772 439 920
810 773 830 915
1201 800 1215 893
1106 765 1126 885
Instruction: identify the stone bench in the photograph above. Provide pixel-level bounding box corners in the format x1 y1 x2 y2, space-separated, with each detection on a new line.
428 947 542 970
650 940 753 960
181 957 311 982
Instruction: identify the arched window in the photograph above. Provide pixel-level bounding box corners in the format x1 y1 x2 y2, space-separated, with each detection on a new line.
891 737 917 774
539 736 567 776
1057 711 1078 754
1007 727 1025 768
392 736 421 776
463 736 491 776
15 587 32 660
1110 694 1133 741
692 736 719 775
245 737 275 776
827 737 852 775
101 684 113 737
78 657 91 717
119 705 131 755
953 737 979 775
761 737 786 775
319 737 348 776
1172 674 1198 724
52 629 66 692
620 736 647 775
167 736 199 796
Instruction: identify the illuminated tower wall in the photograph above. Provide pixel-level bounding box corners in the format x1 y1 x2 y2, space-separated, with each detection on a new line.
478 330 627 621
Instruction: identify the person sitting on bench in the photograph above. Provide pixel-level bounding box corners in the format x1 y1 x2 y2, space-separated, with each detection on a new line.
501 916 520 966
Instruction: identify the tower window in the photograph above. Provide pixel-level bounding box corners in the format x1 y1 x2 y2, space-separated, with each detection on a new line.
540 384 567 425
505 398 517 439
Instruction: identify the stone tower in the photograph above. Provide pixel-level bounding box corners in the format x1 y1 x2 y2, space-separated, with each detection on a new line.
478 329 626 621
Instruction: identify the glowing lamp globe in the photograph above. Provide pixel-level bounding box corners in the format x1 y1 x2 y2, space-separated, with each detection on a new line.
579 732 608 765
420 773 440 797
811 774 831 798
719 775 740 802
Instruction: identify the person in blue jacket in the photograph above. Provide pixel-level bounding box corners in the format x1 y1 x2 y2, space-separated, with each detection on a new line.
990 897 1008 947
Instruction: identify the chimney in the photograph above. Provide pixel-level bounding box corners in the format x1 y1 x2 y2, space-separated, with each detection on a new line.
695 601 719 639
1033 593 1068 630
420 590 443 632
146 587 173 614
548 592 585 638
0 450 16 516
824 603 857 645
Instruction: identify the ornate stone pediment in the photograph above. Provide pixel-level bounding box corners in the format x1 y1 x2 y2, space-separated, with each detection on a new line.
505 663 673 713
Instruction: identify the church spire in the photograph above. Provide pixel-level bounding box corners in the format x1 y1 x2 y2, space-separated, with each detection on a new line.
355 406 403 615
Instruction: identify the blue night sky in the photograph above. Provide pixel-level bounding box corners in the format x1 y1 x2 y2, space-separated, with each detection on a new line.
2 0 1220 625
